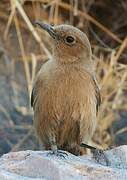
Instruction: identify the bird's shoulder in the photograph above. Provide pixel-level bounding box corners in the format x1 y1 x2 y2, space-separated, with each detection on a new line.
92 76 101 113
31 59 53 107
80 67 101 113
79 68 101 113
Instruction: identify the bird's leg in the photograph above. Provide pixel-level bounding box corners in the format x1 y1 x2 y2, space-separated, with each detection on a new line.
80 143 110 166
47 135 68 158
48 144 68 158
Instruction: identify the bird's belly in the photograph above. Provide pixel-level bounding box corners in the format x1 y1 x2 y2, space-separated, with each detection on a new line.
35 72 97 148
35 82 96 147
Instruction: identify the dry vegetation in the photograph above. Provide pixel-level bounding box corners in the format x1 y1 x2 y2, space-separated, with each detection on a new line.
0 0 127 155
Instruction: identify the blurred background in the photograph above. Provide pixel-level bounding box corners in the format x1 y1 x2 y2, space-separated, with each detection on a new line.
0 0 127 156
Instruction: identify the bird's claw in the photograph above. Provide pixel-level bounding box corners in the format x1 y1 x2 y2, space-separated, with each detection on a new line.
47 150 68 159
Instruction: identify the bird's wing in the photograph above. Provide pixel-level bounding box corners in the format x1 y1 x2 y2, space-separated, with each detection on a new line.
31 74 42 109
31 60 49 108
93 77 101 113
31 83 37 108
31 85 36 108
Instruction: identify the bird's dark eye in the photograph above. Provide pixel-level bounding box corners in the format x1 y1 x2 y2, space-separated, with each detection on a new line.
65 36 75 45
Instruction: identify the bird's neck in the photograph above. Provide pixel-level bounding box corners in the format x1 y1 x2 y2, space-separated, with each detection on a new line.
53 54 94 75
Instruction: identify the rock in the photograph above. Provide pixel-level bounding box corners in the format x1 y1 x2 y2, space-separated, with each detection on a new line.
0 146 127 180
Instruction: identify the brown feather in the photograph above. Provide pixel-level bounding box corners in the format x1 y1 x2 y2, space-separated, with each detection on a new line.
31 24 101 155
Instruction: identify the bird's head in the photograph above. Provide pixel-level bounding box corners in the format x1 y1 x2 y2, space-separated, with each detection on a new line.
35 21 92 67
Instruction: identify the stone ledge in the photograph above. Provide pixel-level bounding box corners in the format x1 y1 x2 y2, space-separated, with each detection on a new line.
0 146 127 179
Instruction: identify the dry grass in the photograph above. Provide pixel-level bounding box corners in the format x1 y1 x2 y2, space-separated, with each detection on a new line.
0 0 127 154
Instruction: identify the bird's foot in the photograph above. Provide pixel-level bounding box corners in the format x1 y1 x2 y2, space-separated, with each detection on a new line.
92 149 110 166
47 150 68 159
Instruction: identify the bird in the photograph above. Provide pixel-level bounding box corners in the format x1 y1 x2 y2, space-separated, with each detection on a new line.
31 22 101 157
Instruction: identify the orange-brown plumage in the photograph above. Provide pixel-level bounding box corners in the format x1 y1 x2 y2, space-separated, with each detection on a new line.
31 23 101 155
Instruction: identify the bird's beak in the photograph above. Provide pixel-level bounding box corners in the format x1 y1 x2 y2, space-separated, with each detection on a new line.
34 21 58 39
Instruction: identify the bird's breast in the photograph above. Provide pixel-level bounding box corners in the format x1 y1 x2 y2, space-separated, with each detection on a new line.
40 66 96 120
35 65 97 146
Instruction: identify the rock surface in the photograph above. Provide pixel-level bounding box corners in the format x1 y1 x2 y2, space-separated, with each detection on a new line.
0 146 127 179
